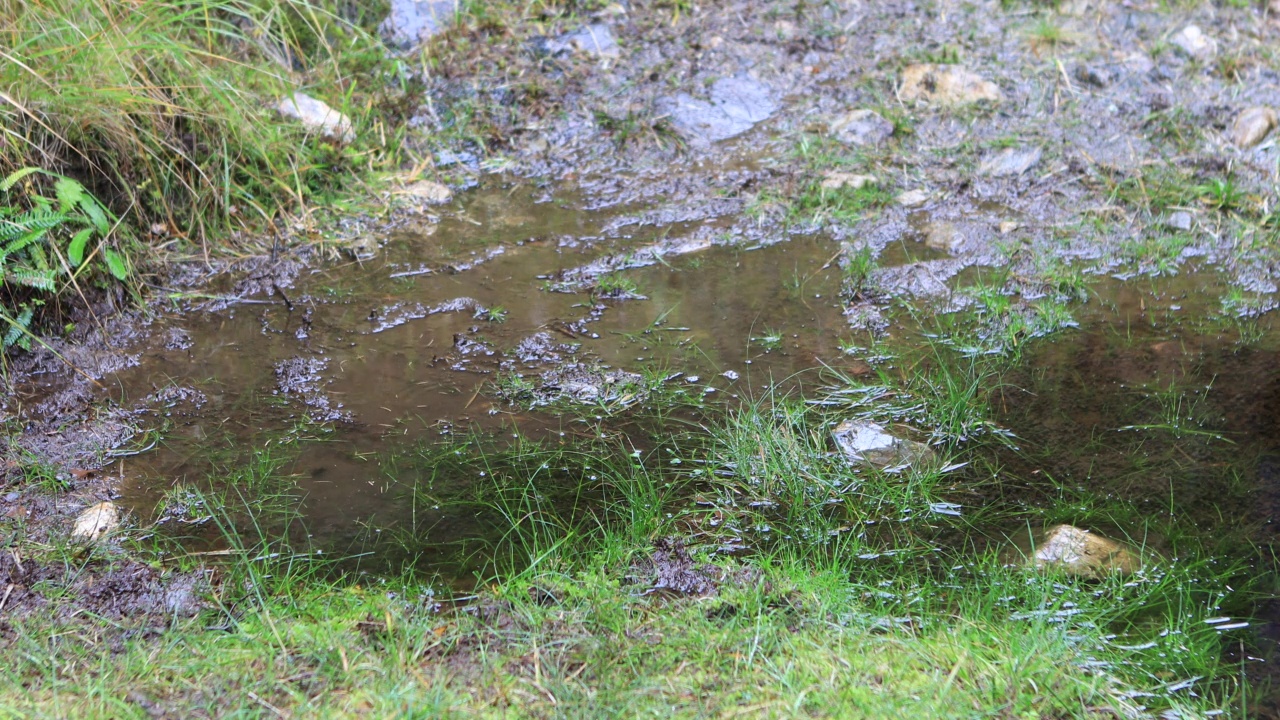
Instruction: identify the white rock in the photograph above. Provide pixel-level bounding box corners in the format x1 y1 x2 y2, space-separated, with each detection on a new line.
832 420 935 469
829 109 894 147
1170 25 1216 61
900 64 1001 105
276 93 354 143
1165 211 1194 232
1230 107 1278 149
1027 524 1142 579
979 146 1042 177
71 501 120 544
820 172 877 191
895 189 931 207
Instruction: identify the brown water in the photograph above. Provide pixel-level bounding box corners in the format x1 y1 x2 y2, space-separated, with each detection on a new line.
113 184 858 552
107 184 1280 600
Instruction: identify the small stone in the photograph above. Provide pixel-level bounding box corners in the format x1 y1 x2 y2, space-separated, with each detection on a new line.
1170 25 1216 61
3 492 18 503
276 93 354 143
71 501 120 544
923 221 963 252
900 64 1002 105
829 109 894 147
1230 107 1278 149
896 189 931 207
820 172 877 191
550 24 619 58
380 0 456 51
1073 64 1113 88
400 180 454 204
832 420 935 469
998 221 1020 234
979 146 1042 177
1026 524 1141 579
656 75 777 144
1166 211 1194 232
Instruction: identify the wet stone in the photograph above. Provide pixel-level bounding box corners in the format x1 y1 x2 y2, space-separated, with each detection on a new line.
1073 64 1114 88
896 189 931 208
1231 107 1278 149
922 221 963 252
400 180 454 204
276 93 354 143
832 420 935 469
900 64 1001 105
820 172 877 191
829 109 894 147
1170 25 1216 61
656 75 777 144
1165 211 1194 232
381 0 455 51
979 146 1042 178
1024 524 1142 579
545 24 619 58
71 501 120 544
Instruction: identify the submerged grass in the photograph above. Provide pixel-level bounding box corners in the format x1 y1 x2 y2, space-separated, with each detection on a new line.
0 381 1267 716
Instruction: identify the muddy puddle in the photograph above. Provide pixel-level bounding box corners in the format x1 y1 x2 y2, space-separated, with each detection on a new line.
86 185 1280 600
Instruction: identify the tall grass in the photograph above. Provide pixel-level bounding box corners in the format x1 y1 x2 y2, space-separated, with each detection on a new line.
1 0 404 252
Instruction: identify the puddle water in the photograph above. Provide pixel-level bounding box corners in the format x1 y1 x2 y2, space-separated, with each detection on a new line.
104 185 1279 620
113 184 856 561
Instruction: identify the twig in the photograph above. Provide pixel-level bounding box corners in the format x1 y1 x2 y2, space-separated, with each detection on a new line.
0 583 13 614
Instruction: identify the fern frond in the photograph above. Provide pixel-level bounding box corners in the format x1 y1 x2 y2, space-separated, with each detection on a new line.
7 267 56 292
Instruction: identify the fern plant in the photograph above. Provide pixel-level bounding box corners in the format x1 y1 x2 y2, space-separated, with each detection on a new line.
0 168 129 350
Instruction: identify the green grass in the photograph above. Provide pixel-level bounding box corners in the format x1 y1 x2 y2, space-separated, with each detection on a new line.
1 0 407 250
0 393 1260 717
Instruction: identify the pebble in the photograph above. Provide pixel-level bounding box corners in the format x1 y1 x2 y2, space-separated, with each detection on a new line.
1230 107 1278 149
820 172 877 191
829 109 894 147
979 146 1042 177
900 64 1001 105
71 501 120 544
896 189 931 208
400 180 454 204
923 221 963 252
657 75 777 144
380 0 456 51
276 93 354 143
1170 25 1216 61
1166 211 1194 232
547 24 619 58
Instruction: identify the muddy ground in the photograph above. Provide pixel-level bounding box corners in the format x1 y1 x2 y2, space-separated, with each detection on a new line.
3 0 1280 669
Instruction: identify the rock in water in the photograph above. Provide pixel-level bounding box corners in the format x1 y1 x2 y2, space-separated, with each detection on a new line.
1231 107 1278 149
1170 25 1216 60
276 93 354 143
979 146 1042 177
657 75 777 144
1027 524 1141 579
71 501 120 544
832 420 935 469
830 109 894 146
381 0 456 50
900 64 1002 105
400 180 454 204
